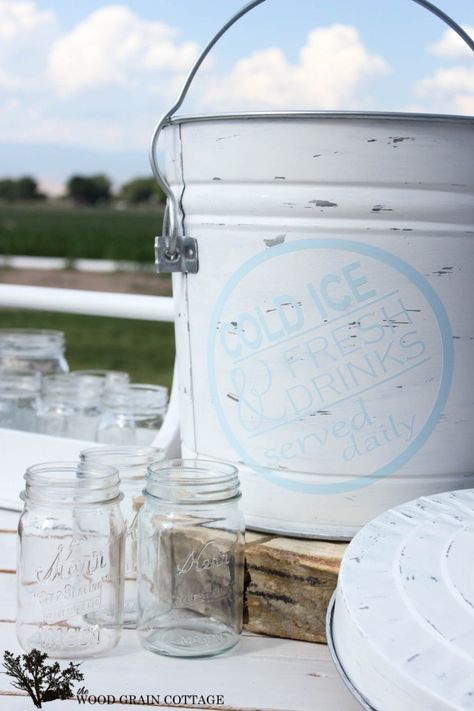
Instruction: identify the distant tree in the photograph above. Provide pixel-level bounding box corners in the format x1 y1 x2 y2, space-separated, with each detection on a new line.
3 649 83 708
119 176 165 205
0 176 45 201
66 174 111 206
0 179 16 200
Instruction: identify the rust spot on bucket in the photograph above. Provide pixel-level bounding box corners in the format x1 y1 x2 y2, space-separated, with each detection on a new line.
372 205 393 212
309 200 338 207
264 234 286 247
388 136 415 144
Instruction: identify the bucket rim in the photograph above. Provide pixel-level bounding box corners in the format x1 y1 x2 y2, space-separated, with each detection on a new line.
166 110 474 126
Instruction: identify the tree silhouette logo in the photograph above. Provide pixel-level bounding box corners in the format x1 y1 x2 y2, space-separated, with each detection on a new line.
3 649 84 708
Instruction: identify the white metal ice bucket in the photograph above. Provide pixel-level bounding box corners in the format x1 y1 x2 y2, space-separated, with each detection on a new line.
151 0 474 539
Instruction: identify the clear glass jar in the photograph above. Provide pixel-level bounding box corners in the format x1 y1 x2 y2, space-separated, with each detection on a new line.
37 374 102 441
71 370 130 393
137 459 245 657
97 384 168 446
17 461 125 658
79 446 165 628
0 371 41 432
0 329 68 375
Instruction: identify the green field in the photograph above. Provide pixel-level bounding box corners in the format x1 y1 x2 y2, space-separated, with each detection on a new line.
0 203 175 386
0 203 164 262
0 309 175 389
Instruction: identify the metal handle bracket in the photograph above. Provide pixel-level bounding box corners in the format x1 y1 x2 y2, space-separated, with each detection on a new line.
155 234 199 274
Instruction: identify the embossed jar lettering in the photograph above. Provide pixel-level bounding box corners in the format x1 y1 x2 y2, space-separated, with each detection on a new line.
17 462 125 658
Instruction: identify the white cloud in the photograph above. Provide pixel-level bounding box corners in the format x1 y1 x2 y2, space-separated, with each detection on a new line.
0 94 156 151
414 65 474 115
0 0 56 43
0 0 59 87
48 5 199 96
417 66 474 96
201 24 390 111
410 25 474 116
428 26 474 60
0 66 19 90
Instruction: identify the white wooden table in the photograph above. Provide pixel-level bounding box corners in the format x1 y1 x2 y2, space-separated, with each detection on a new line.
0 430 360 711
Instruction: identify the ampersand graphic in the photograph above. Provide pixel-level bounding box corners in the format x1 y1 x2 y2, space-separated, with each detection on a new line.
231 360 286 432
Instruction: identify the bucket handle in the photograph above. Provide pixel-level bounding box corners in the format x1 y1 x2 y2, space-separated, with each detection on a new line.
150 0 474 272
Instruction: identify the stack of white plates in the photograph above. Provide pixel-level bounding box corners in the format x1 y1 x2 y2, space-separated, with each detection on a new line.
328 489 474 711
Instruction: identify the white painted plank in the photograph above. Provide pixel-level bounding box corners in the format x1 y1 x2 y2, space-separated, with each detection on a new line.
0 695 34 711
0 622 359 711
0 573 16 622
0 429 95 511
0 533 16 573
1 702 187 711
0 510 19 532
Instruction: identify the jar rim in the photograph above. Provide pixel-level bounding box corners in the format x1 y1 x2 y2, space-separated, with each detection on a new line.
71 369 129 382
0 371 41 393
0 328 64 339
103 383 168 415
145 459 241 503
23 461 121 503
147 458 238 481
80 446 166 478
0 329 65 356
42 374 102 399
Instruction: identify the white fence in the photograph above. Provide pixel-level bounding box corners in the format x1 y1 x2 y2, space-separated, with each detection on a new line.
0 284 174 322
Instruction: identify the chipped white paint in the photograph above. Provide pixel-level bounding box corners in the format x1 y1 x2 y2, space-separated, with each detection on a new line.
329 488 474 711
164 112 474 538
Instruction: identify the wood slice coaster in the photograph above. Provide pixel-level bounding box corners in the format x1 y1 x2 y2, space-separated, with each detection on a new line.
244 532 347 643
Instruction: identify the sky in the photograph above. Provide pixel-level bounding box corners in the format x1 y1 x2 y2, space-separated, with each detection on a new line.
0 0 473 194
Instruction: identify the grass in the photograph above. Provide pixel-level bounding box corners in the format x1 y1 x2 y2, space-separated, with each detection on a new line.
0 203 175 387
0 202 164 262
0 309 176 389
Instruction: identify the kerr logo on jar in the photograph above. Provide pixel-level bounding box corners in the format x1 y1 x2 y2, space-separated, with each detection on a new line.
208 239 453 494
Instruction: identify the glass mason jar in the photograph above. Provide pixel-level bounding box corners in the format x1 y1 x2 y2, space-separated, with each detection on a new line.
17 462 125 658
71 370 130 393
97 384 168 446
37 374 103 441
137 459 245 658
79 446 165 628
0 329 68 375
0 371 41 432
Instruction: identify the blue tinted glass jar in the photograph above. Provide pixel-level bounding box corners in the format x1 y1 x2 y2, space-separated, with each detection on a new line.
137 459 245 657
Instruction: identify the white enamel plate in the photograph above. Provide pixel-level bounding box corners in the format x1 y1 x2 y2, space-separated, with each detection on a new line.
328 489 474 711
